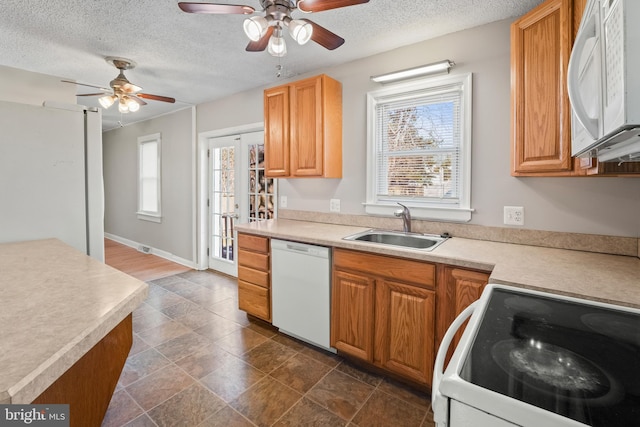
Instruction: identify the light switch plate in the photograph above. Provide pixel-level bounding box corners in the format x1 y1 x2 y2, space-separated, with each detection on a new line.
280 196 287 208
330 199 341 212
504 206 524 226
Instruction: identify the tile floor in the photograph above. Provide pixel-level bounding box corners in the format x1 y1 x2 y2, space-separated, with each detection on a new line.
102 270 436 427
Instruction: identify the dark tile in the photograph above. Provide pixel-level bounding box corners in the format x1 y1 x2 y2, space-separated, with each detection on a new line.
161 299 206 319
155 331 213 362
245 319 278 338
101 389 143 427
351 389 426 427
271 333 308 352
335 360 384 387
274 397 347 427
200 357 265 402
147 383 226 427
422 408 435 427
132 305 173 333
377 377 431 409
129 333 151 357
174 343 238 379
175 307 227 330
122 414 157 427
137 320 191 347
241 339 297 373
126 364 195 411
270 353 332 393
145 286 188 310
230 377 302 427
306 370 374 420
194 316 243 341
119 348 170 386
299 345 342 368
215 327 269 356
159 279 204 294
207 299 250 325
150 275 187 288
197 406 254 427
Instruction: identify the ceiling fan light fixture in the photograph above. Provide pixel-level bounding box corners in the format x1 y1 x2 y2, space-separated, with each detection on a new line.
268 34 287 57
126 97 140 112
243 16 269 41
98 95 116 109
118 99 130 114
288 19 313 45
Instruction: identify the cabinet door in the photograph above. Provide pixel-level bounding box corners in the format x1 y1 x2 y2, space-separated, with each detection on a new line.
436 267 489 361
511 0 573 174
290 75 324 177
331 269 375 362
376 280 435 385
264 85 290 177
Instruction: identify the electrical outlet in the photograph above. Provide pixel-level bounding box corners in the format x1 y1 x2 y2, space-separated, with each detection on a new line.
504 206 524 226
330 199 341 212
280 196 287 208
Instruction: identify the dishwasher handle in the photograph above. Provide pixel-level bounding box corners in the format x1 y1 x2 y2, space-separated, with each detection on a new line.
271 239 329 258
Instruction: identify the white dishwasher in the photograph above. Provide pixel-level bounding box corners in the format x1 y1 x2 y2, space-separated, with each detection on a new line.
271 239 334 352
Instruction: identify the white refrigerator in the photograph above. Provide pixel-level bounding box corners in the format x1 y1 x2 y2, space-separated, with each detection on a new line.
0 100 104 261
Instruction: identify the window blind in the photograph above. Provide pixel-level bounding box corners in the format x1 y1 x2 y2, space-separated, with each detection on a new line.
375 83 463 205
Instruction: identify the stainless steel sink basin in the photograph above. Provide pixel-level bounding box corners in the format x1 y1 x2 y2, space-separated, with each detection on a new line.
343 229 449 251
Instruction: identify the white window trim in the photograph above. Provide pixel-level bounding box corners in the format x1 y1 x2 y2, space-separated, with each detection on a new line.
365 72 474 222
137 132 162 223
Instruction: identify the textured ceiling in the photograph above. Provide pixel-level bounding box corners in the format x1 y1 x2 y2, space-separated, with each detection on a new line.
0 0 543 131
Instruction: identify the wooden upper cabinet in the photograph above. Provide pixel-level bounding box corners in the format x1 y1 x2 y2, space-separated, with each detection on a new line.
264 86 290 177
511 0 574 175
264 74 342 178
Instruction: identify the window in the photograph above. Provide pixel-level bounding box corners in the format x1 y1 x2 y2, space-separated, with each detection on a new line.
137 133 161 222
365 73 473 222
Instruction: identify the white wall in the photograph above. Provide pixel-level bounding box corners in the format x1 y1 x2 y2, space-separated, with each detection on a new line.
0 65 77 105
103 108 195 261
195 19 639 238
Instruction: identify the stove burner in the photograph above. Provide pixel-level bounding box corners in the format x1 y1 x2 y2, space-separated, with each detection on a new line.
504 296 553 315
491 339 624 406
581 313 640 347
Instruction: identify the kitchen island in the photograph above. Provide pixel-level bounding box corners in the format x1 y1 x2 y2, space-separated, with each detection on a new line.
0 239 148 426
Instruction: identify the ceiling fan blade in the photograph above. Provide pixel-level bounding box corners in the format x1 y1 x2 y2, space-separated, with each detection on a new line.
128 95 147 106
246 26 274 52
297 0 369 12
61 79 110 92
178 2 254 14
77 93 109 97
302 19 345 50
137 93 176 103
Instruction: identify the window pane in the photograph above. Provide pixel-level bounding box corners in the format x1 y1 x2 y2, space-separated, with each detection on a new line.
375 85 462 204
138 134 161 218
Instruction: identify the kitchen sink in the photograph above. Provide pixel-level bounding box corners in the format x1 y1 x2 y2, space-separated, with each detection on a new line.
343 229 449 251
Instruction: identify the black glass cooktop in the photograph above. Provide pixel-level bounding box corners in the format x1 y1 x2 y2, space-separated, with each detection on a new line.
460 288 640 426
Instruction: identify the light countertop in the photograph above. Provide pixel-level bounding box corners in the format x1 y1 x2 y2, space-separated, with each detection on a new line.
235 219 640 309
0 239 148 404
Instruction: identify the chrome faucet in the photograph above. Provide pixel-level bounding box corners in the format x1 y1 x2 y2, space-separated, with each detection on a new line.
394 203 411 233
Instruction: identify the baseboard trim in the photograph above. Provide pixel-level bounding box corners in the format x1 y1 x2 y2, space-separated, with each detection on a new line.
104 233 198 269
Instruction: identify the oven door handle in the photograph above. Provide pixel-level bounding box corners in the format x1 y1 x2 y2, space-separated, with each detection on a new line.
432 301 478 426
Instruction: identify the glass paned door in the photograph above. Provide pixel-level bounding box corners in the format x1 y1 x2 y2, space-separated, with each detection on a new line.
206 131 275 277
209 135 239 276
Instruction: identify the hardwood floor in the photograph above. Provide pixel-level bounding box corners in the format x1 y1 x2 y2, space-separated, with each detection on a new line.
104 238 192 281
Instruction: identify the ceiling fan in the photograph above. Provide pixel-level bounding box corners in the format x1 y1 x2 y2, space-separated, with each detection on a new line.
62 57 176 114
178 0 370 57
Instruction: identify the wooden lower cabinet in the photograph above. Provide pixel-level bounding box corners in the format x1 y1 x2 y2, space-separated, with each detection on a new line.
436 266 490 363
237 233 271 322
375 279 435 385
331 248 436 385
331 269 375 361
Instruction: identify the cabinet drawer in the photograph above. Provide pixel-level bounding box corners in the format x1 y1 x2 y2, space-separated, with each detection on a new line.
334 248 435 288
238 280 271 321
238 249 269 271
238 233 269 253
238 265 270 288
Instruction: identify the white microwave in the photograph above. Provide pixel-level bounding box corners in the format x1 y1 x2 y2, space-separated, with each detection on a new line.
568 0 640 162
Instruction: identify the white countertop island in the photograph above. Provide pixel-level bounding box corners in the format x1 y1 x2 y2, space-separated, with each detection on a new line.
0 239 148 407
